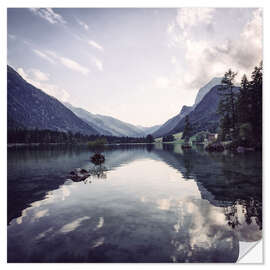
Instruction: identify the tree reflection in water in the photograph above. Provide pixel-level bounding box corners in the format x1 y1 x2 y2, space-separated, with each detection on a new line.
224 198 262 230
85 165 107 183
182 149 194 180
7 144 262 262
153 144 262 237
146 143 154 152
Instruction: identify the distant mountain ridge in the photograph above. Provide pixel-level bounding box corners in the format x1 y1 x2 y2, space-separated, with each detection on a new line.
8 64 227 139
194 77 222 106
152 105 192 138
7 65 161 138
135 125 162 135
152 77 223 138
64 102 161 137
7 65 99 135
168 85 240 136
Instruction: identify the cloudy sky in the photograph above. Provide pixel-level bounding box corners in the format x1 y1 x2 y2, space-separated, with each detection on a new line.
7 8 262 127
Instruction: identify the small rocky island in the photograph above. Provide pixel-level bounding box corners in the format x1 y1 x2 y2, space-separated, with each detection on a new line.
68 153 106 182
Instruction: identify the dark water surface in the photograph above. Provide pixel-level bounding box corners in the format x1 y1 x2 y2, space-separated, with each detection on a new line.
7 144 262 262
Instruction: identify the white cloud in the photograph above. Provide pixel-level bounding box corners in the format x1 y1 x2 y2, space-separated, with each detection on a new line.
30 69 50 81
33 49 56 64
167 8 215 48
33 49 90 76
88 40 104 51
77 18 89 31
60 57 90 75
167 8 262 91
17 67 70 102
29 8 66 24
44 50 59 59
17 67 28 79
92 57 103 71
235 8 262 70
176 8 215 30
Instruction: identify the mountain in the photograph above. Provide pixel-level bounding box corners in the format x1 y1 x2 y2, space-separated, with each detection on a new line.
135 125 161 135
7 65 99 135
194 77 222 106
152 77 222 138
168 85 240 136
152 105 193 138
64 102 159 137
62 104 113 136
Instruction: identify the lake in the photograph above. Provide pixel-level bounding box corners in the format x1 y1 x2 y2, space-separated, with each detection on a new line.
7 144 262 263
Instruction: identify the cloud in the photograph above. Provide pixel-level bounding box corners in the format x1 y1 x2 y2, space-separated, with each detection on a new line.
88 40 104 51
167 8 262 91
92 57 103 71
32 49 90 75
167 8 215 48
44 50 59 59
29 8 66 24
176 8 215 30
33 49 56 64
17 67 28 79
17 67 70 102
60 57 90 75
30 69 50 81
77 18 89 31
233 8 262 70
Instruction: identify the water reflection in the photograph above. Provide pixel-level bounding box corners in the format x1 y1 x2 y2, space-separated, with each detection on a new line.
8 144 262 262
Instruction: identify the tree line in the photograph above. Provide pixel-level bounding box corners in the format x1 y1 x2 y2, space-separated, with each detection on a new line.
218 61 262 148
171 61 262 148
8 128 155 145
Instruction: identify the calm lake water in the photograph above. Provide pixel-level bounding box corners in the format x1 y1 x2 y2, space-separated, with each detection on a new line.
7 144 262 263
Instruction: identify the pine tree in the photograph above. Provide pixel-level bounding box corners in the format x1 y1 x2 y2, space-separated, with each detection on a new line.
218 69 238 140
250 61 262 143
182 115 192 142
146 134 154 143
237 74 251 125
219 114 231 141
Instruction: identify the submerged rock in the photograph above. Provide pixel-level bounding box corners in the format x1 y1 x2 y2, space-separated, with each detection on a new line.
69 168 90 182
71 174 89 182
68 159 107 183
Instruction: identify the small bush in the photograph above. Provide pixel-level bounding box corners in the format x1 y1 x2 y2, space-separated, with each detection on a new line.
87 138 108 148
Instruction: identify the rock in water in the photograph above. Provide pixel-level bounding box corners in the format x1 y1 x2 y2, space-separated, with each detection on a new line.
80 169 88 174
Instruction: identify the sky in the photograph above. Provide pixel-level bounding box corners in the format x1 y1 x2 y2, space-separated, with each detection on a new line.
7 8 262 127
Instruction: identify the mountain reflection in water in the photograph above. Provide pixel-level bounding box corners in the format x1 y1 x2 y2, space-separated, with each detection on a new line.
8 144 262 262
